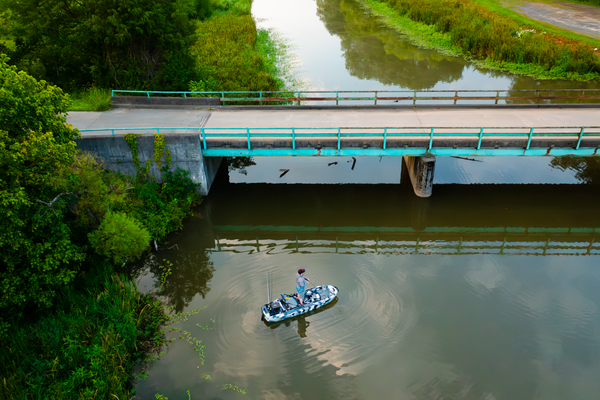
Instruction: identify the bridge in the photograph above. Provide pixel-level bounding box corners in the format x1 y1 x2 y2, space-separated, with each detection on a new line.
69 89 600 197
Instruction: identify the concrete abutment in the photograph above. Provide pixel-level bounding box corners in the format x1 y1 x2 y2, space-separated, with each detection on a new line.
402 155 436 198
75 134 221 196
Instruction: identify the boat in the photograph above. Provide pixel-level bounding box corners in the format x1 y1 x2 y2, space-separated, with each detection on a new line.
261 285 339 323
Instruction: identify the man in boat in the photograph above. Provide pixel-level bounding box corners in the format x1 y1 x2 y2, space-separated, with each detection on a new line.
296 269 311 305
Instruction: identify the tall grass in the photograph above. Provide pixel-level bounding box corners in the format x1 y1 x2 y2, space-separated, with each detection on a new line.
361 0 600 80
0 265 168 399
69 87 112 111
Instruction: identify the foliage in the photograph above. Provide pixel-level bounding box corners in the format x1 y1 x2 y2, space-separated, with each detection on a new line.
89 211 151 264
1 0 199 90
126 168 202 241
69 152 133 227
0 271 169 399
68 87 112 111
192 12 281 93
360 0 600 80
0 55 75 144
0 60 85 309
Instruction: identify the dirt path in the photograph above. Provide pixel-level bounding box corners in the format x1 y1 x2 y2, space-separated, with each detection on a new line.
509 1 600 40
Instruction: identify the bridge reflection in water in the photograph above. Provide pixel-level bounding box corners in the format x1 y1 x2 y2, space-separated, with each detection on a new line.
211 226 599 257
180 167 600 258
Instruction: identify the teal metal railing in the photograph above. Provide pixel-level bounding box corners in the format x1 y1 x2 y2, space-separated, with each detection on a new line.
78 125 600 149
110 89 600 105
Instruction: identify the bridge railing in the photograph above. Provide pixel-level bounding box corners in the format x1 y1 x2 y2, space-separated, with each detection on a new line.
78 126 600 152
110 89 600 105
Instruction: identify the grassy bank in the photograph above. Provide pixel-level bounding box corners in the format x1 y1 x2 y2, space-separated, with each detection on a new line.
0 268 169 399
65 0 291 111
358 0 600 81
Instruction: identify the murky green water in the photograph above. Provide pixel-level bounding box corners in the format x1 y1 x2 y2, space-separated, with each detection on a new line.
134 1 600 398
133 165 600 400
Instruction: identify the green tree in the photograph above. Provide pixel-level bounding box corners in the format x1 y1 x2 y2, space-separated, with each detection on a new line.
2 0 199 90
0 56 84 309
89 211 151 264
0 54 73 144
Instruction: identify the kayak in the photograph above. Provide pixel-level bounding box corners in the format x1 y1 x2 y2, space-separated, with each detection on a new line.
261 285 339 323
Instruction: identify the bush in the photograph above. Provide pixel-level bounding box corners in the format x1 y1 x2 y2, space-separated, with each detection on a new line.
89 211 151 264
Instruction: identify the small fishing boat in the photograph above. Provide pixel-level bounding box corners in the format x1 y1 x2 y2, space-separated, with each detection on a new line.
261 285 339 323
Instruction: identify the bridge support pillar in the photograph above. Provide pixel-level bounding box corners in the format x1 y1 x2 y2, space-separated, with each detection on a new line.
402 156 436 198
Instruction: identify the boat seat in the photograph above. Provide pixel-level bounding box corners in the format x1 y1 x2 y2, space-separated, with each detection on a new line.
281 294 299 308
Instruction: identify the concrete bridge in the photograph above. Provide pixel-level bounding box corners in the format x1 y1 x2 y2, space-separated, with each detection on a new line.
68 103 600 197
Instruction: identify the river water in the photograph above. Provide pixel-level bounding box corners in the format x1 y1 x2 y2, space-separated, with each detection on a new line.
133 1 600 399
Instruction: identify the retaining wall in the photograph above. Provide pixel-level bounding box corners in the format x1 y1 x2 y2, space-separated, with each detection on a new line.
75 134 222 195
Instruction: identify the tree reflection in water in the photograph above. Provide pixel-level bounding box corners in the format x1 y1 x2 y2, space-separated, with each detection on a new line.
140 251 215 313
551 156 600 184
316 0 465 89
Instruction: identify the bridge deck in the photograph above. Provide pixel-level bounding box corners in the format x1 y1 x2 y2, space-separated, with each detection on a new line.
68 107 600 156
69 108 600 132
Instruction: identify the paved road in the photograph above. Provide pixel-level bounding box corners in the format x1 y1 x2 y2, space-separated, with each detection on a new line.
511 0 600 41
68 108 600 134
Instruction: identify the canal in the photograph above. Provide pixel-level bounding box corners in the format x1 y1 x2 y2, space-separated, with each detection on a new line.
134 0 600 398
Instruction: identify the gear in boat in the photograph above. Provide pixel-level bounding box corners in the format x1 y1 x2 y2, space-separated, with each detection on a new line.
261 284 339 323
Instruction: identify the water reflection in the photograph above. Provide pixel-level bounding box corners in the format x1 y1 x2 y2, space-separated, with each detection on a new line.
551 156 600 184
316 0 465 89
141 251 215 312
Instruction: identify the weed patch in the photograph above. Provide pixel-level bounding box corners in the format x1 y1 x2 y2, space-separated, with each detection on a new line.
359 0 600 80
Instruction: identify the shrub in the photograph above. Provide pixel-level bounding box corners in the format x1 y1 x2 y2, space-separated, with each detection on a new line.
89 211 150 264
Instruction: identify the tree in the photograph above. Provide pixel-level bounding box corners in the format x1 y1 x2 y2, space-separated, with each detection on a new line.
0 57 84 309
0 54 73 144
2 0 199 90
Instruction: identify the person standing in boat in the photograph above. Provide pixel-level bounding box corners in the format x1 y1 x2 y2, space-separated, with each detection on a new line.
296 268 311 305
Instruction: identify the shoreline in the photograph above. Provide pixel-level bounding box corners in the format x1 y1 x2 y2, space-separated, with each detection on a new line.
357 0 600 82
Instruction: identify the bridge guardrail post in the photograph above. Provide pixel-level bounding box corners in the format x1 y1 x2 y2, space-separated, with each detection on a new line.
383 128 387 150
576 127 585 150
374 91 378 106
477 128 484 150
413 91 417 106
336 91 339 106
495 91 500 105
526 127 534 150
428 128 434 152
292 128 296 150
201 128 206 149
338 128 341 150
247 128 251 150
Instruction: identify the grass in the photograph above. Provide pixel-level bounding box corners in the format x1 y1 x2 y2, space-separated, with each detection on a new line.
68 87 112 111
359 0 600 81
0 265 169 399
473 0 600 47
190 0 294 102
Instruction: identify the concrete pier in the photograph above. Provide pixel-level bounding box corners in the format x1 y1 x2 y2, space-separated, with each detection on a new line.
75 134 222 196
403 156 436 198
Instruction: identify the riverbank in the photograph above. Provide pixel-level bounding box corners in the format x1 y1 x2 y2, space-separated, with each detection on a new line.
357 0 600 81
64 0 290 111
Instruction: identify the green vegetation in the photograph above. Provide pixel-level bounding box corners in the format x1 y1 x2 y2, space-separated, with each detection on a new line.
1 272 169 399
0 57 202 398
1 0 291 111
359 0 600 80
69 87 112 111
